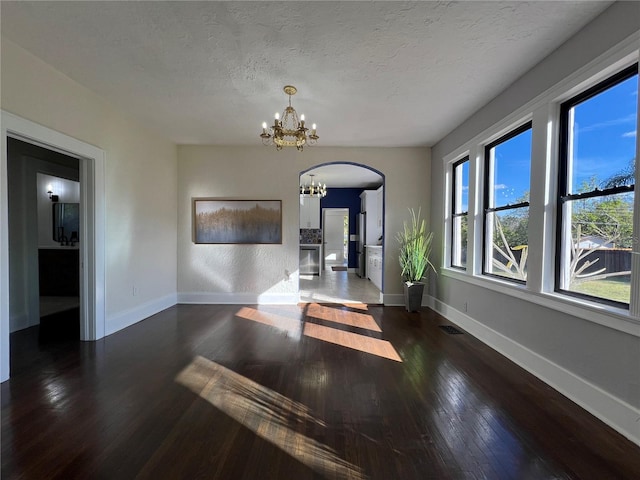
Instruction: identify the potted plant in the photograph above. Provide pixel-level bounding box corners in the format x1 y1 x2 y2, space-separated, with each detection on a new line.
396 208 435 312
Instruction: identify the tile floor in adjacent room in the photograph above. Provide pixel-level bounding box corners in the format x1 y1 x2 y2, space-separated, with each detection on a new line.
299 269 382 304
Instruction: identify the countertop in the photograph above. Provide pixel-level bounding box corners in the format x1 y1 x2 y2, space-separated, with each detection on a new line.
365 245 383 249
300 244 322 247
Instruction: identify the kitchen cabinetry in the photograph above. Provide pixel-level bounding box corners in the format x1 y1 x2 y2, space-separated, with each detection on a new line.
360 190 375 214
375 186 383 241
366 246 383 291
299 195 320 228
360 190 378 245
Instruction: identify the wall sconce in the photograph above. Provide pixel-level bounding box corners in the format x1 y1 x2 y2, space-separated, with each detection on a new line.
47 184 59 202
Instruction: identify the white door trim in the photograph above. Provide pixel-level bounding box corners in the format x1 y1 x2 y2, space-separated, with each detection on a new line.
1 111 106 382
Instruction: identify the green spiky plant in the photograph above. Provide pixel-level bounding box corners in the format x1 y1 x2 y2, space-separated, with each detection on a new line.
396 208 435 283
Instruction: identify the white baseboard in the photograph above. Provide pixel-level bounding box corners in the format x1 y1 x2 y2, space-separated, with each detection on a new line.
428 295 640 447
382 293 402 306
178 292 299 305
382 293 429 307
106 293 177 336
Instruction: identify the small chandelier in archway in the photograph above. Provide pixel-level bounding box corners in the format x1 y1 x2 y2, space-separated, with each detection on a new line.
300 174 327 197
260 85 318 151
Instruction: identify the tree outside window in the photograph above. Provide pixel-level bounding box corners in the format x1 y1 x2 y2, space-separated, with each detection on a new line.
557 65 637 306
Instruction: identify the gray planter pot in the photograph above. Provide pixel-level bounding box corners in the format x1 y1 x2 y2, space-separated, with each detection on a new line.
403 281 424 312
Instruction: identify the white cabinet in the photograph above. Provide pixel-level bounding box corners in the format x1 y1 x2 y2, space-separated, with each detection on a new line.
366 246 383 291
299 195 320 229
360 190 374 213
360 190 378 245
376 186 383 241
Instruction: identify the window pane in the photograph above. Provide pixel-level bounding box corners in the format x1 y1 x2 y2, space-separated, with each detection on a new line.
568 74 637 194
452 158 470 270
454 161 469 213
486 207 529 280
452 214 468 268
488 128 532 208
563 192 633 304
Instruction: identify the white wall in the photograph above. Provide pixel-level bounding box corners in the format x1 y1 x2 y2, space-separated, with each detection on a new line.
430 2 640 444
177 146 430 304
1 38 179 339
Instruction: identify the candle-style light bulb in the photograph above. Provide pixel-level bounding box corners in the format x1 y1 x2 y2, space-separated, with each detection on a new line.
275 112 280 120
300 114 305 121
312 123 316 130
262 122 267 129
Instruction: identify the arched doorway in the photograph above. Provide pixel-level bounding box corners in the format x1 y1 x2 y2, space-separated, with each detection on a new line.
299 162 385 304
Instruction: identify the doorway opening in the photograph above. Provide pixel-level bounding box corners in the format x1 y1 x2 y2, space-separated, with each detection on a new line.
298 162 384 305
1 111 106 382
323 208 349 270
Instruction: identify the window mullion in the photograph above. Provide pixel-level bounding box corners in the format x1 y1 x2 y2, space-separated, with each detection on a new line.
468 146 481 276
527 106 550 293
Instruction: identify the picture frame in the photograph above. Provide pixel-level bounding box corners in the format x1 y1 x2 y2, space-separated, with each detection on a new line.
193 199 282 244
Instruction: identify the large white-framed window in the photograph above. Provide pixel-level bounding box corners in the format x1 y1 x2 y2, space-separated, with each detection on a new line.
483 122 533 282
556 64 638 308
441 36 640 331
451 157 470 269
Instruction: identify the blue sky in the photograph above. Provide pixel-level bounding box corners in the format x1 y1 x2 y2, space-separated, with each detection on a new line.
495 73 637 205
571 74 637 193
457 71 637 211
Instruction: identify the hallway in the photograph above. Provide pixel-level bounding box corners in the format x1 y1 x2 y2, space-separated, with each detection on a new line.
299 269 382 304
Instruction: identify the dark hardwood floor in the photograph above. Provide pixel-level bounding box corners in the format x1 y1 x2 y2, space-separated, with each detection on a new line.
2 304 639 479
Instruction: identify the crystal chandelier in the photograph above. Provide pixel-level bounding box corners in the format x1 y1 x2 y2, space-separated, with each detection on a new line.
260 85 318 151
300 174 327 197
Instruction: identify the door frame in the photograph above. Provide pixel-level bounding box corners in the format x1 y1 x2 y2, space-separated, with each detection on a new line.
1 111 106 382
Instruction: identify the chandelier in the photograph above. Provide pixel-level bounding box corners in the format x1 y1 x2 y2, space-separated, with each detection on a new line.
300 174 327 197
260 85 318 151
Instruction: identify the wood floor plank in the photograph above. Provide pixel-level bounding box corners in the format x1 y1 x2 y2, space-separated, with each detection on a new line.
2 304 639 479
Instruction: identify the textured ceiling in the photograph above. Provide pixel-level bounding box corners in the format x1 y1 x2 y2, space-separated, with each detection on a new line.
1 1 611 148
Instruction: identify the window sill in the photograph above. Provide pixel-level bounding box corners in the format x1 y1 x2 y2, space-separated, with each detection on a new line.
440 267 640 337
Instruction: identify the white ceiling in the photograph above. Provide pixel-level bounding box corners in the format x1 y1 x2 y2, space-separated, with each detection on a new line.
1 1 612 151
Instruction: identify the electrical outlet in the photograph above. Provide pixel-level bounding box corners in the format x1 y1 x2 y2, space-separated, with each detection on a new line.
463 302 468 312
132 286 138 296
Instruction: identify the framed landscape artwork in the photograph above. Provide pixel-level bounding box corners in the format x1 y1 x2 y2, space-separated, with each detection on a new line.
193 199 282 244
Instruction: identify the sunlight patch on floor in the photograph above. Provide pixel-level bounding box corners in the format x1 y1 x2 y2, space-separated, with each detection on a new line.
235 306 401 362
176 356 367 480
235 306 302 338
303 323 402 363
305 303 380 332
